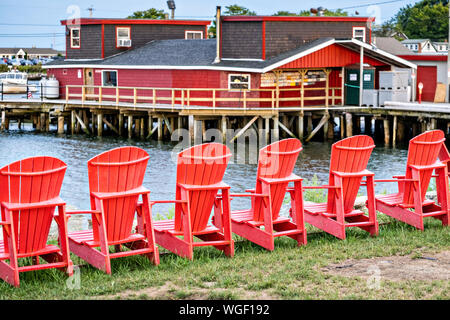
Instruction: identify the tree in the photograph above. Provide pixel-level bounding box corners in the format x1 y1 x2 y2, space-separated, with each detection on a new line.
223 4 257 16
272 11 299 16
127 8 167 19
298 9 349 16
209 5 257 38
395 0 448 40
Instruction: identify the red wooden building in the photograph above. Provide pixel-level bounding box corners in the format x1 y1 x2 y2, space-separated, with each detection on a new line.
46 8 416 109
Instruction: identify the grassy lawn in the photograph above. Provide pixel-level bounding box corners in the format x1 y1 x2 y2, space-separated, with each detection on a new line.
0 180 448 300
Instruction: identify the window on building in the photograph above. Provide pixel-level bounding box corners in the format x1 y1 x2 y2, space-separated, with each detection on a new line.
228 74 251 90
102 70 117 87
352 27 366 42
116 27 131 47
70 28 80 48
415 44 418 50
185 31 203 40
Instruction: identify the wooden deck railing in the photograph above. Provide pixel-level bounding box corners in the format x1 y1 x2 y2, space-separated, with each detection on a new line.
65 85 343 110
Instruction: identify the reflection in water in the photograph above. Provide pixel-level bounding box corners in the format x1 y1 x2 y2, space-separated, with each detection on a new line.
0 124 408 216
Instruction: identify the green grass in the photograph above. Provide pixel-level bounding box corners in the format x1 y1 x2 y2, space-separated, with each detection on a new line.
0 177 448 300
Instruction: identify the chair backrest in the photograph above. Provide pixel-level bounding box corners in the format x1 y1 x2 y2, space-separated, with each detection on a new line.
174 143 231 232
326 135 375 214
252 139 302 222
402 130 445 206
0 156 67 255
87 147 149 243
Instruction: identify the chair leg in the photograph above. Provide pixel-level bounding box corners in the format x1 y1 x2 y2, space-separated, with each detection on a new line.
0 261 19 287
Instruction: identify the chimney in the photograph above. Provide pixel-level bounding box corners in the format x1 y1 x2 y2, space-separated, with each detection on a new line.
418 42 422 53
214 6 221 64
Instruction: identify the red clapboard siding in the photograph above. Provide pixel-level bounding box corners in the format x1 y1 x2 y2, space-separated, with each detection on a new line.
279 44 386 69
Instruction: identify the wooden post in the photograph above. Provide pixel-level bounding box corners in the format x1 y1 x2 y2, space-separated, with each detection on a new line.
298 113 304 140
272 116 279 141
307 115 313 135
282 115 289 138
300 69 307 110
345 112 353 137
221 116 227 143
383 118 390 146
118 113 124 137
339 114 345 139
188 115 194 142
134 119 140 137
257 117 264 146
364 116 372 134
97 113 103 137
397 118 406 143
194 118 201 144
431 118 437 130
157 116 163 141
393 116 398 147
71 110 75 135
341 67 345 106
325 69 331 111
1 110 5 131
140 117 145 139
327 116 334 140
148 114 153 138
323 117 329 141
265 117 270 144
58 115 65 134
128 115 133 139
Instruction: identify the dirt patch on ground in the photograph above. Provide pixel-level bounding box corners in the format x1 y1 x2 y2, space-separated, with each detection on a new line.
100 282 278 300
322 251 450 281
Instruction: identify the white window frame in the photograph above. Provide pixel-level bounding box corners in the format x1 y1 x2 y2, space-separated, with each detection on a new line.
352 27 366 43
116 27 131 45
70 28 81 49
228 74 251 91
185 30 203 40
101 70 118 87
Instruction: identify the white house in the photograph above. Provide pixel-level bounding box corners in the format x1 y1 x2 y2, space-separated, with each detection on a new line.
401 39 438 53
0 47 63 60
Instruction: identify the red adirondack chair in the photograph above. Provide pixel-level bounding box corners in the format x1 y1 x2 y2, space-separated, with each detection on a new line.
303 135 378 240
152 143 233 260
67 147 159 274
375 130 449 230
227 139 306 251
0 156 73 287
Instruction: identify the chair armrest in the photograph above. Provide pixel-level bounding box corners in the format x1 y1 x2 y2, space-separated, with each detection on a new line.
333 169 374 178
150 200 187 206
302 185 341 190
91 186 150 200
229 193 268 198
245 189 256 193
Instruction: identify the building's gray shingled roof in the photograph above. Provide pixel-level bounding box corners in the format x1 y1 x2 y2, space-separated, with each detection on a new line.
373 37 413 55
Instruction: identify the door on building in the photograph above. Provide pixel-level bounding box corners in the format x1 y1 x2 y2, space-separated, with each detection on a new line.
84 68 94 99
345 66 375 105
416 66 437 102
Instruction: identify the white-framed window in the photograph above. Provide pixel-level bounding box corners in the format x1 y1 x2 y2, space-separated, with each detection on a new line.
116 27 131 47
70 28 80 49
228 74 251 90
102 70 118 87
352 27 366 43
185 30 203 40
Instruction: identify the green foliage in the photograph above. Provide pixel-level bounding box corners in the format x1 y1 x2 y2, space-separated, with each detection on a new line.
395 0 449 41
223 4 257 16
0 64 8 72
17 65 44 74
127 8 167 19
298 9 349 17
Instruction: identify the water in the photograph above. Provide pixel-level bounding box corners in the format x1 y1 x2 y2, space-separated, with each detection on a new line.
0 122 410 217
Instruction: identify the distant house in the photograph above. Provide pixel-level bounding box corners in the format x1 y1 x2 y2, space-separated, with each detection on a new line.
433 42 448 53
373 37 414 55
0 47 63 60
400 38 448 54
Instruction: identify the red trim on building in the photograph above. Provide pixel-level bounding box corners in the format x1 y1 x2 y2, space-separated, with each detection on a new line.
61 18 211 26
101 24 105 59
262 21 266 60
399 55 447 61
222 16 374 23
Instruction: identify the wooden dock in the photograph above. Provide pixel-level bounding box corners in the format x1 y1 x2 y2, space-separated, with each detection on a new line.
1 85 449 146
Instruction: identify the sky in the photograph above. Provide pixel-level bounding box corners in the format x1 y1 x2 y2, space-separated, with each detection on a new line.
0 0 423 50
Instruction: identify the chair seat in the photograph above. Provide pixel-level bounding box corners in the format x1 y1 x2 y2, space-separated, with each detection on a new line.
68 230 145 247
0 241 60 260
376 193 435 208
304 202 365 218
231 210 291 226
153 219 221 236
